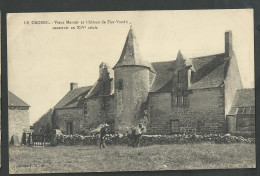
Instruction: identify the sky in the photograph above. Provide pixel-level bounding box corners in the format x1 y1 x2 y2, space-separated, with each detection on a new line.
7 10 254 125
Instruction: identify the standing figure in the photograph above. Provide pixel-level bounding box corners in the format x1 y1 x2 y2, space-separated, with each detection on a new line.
132 123 146 148
100 124 109 149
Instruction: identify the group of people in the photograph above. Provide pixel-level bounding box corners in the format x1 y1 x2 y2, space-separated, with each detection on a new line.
97 123 146 149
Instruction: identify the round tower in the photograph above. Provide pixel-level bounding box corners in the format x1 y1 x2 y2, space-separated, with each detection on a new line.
113 26 156 132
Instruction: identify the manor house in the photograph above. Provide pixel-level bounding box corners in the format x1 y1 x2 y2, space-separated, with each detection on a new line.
34 27 244 135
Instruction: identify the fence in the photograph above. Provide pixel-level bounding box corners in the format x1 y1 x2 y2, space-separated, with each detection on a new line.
23 132 51 147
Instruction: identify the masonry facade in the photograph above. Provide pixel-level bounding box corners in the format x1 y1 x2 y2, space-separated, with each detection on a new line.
8 91 30 144
35 27 246 135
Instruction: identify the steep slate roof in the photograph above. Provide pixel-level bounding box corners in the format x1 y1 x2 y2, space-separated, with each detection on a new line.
188 59 228 90
149 52 229 92
8 91 30 107
191 54 221 71
150 61 174 92
113 27 156 73
228 88 255 115
54 86 92 109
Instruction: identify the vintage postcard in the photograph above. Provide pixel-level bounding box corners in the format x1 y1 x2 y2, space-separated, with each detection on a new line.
7 10 255 174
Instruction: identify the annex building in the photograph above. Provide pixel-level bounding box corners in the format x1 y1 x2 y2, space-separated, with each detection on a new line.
34 27 248 135
8 91 30 144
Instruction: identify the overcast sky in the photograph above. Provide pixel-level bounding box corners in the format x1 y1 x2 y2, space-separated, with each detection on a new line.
7 10 254 125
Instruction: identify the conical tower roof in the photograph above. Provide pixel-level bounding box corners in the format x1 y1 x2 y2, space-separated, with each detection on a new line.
113 26 156 73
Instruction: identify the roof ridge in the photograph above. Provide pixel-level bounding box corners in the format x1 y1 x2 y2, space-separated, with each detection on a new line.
152 60 174 64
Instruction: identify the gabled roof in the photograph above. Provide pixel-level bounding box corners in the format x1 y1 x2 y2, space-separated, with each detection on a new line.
86 79 114 98
150 61 174 92
149 52 230 92
188 59 229 89
8 91 30 107
113 26 156 73
231 88 255 107
191 54 222 72
54 86 92 109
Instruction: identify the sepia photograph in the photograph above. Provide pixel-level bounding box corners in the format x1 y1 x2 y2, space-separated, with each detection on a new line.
7 10 255 174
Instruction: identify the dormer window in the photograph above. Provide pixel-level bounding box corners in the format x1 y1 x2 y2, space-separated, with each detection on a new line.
177 70 185 82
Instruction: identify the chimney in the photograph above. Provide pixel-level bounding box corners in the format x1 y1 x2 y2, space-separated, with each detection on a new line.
70 82 78 91
99 62 112 79
225 30 233 57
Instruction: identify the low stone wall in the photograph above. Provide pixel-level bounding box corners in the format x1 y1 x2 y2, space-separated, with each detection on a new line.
55 133 255 146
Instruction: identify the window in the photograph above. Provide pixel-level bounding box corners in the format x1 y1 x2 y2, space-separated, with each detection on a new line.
171 120 180 133
118 79 123 90
177 91 182 106
237 107 244 114
177 70 185 82
243 107 251 114
183 96 188 106
176 90 188 106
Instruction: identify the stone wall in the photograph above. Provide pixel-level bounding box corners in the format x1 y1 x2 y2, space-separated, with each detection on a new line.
85 96 116 133
52 108 84 135
148 87 226 134
8 107 30 144
55 133 255 146
224 53 243 115
114 66 150 132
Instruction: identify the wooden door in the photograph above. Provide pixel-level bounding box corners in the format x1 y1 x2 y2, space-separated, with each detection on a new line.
67 122 73 135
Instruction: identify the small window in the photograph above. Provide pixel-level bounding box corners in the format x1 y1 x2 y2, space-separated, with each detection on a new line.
118 79 123 90
237 107 244 114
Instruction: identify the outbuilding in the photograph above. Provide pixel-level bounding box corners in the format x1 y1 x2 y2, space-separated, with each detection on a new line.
226 88 255 134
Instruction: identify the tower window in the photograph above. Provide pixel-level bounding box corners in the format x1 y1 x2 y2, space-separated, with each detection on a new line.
118 79 123 90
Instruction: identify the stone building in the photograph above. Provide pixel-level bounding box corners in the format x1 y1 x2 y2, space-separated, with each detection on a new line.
34 84 92 135
8 91 30 144
226 88 255 134
35 27 248 135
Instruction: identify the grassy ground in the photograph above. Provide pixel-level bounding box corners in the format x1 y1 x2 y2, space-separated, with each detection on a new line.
9 143 256 174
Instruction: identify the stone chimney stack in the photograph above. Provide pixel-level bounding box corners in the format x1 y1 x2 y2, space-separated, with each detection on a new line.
70 82 78 91
225 30 233 57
